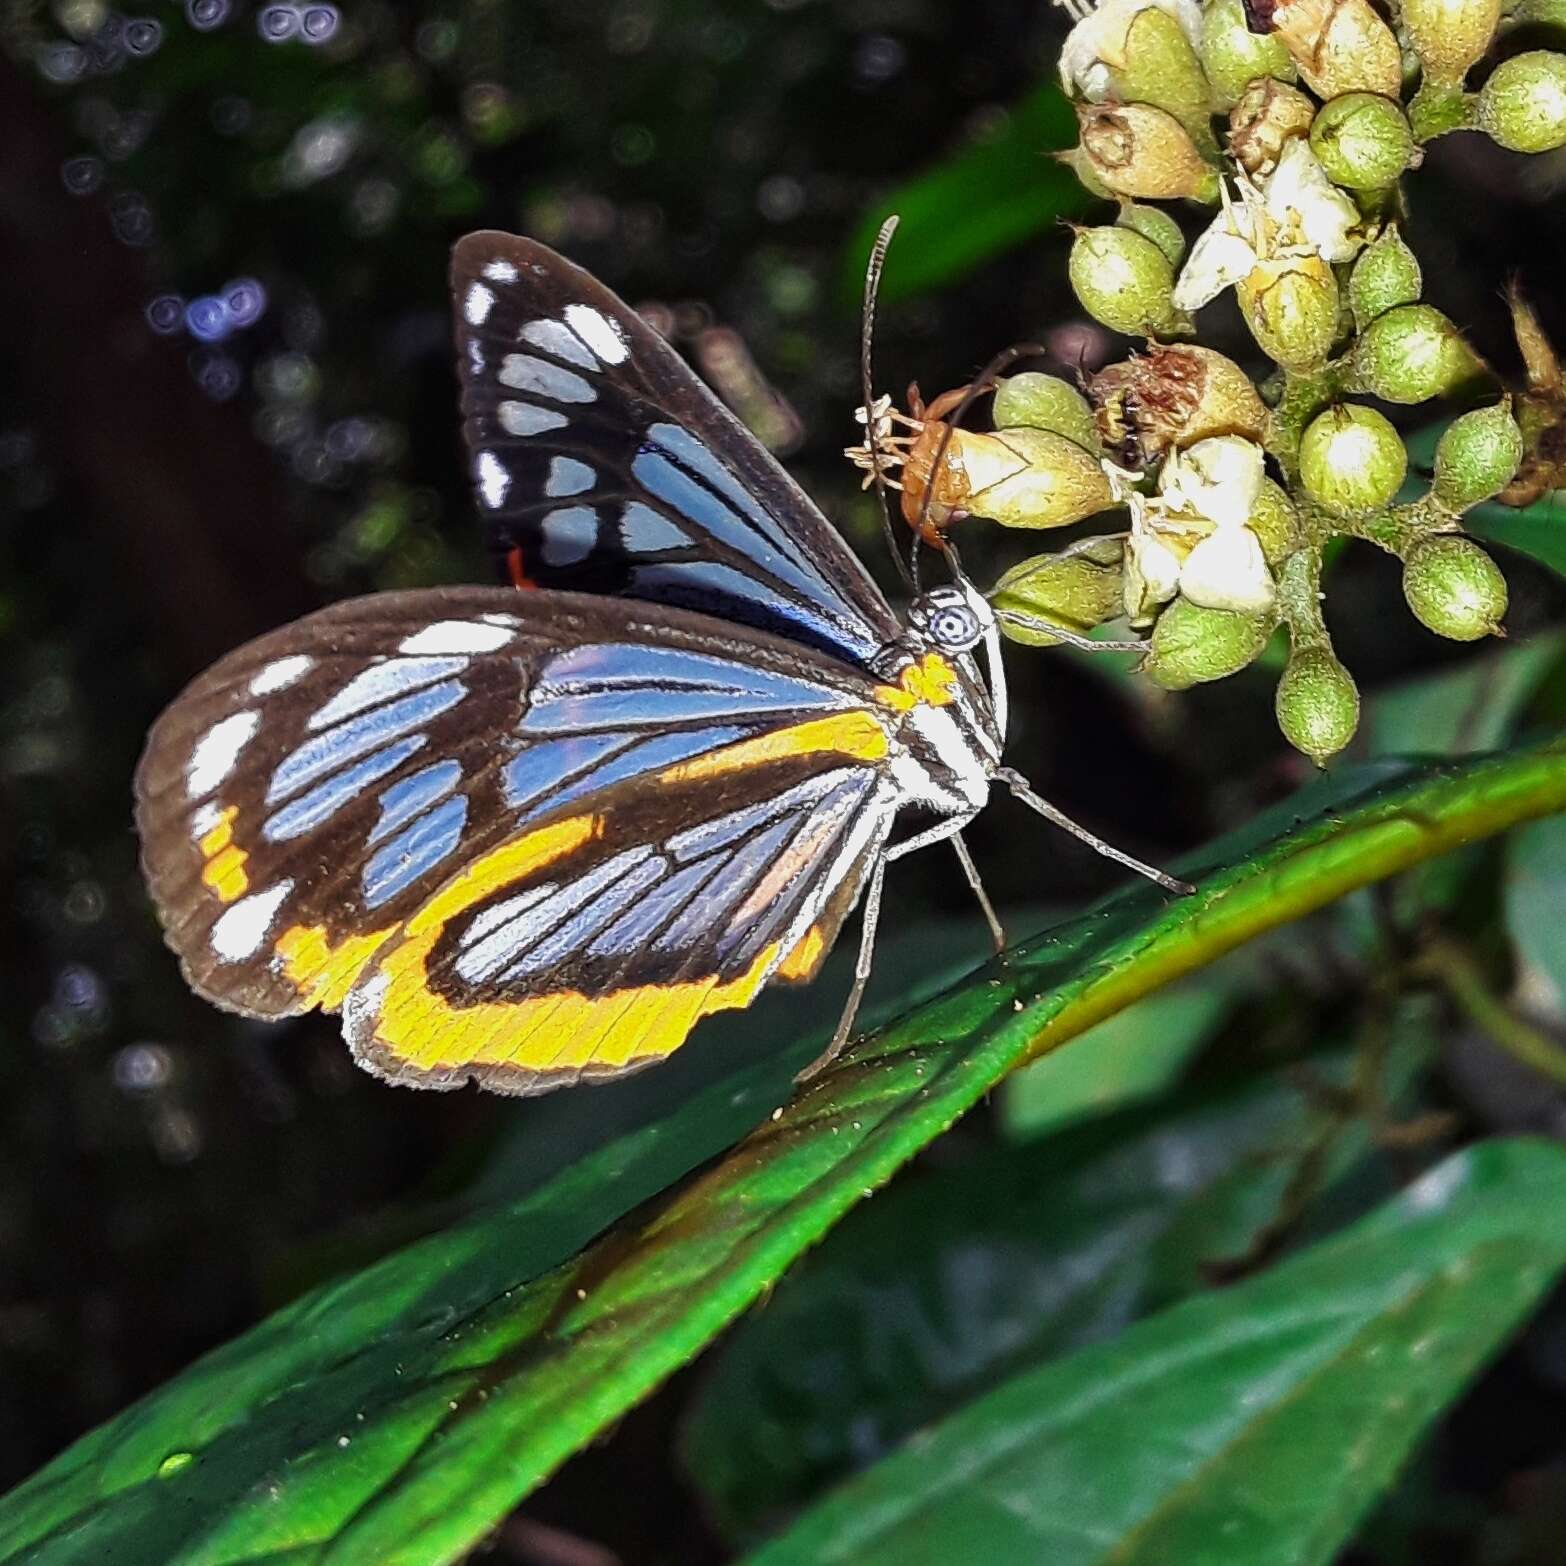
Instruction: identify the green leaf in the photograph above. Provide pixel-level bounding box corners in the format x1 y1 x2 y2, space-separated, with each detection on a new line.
682 1020 1431 1543
840 83 1088 306
1364 632 1566 756
741 1138 1566 1566
1000 975 1233 1139
1506 810 1566 1006
5 738 1566 1566
1465 492 1566 578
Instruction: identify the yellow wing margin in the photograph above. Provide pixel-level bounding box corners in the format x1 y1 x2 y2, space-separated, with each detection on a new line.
339 712 895 1096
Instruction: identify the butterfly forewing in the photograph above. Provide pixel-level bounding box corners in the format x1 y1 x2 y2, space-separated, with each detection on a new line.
135 586 900 1088
451 231 902 666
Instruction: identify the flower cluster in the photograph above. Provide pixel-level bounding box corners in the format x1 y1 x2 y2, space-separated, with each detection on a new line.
853 0 1564 764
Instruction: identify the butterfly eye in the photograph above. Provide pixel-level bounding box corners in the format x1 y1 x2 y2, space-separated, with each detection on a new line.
930 606 981 651
910 589 983 653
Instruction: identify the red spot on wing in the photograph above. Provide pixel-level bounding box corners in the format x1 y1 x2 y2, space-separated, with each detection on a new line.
507 546 538 591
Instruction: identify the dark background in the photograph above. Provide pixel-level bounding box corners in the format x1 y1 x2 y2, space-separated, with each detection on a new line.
3 1 1566 1558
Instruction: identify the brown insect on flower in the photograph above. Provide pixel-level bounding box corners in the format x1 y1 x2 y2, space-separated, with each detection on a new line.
846 382 979 541
847 379 1117 539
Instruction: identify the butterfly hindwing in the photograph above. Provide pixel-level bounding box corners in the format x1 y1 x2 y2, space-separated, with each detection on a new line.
451 231 902 666
134 585 900 1085
343 745 895 1094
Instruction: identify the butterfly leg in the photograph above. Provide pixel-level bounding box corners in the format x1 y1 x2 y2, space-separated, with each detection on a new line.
991 607 1150 655
952 832 1006 953
795 814 978 1084
996 766 1194 896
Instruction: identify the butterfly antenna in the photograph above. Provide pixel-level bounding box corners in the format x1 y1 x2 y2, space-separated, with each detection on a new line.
913 341 1051 552
861 215 917 593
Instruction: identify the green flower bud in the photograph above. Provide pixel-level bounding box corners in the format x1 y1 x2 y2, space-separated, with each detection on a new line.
1508 0 1566 28
1432 402 1525 509
1117 202 1186 266
1113 5 1217 143
1074 102 1220 202
1069 226 1189 337
1201 0 1299 110
1354 304 1483 404
1299 404 1408 513
992 373 1102 452
1402 0 1501 81
1477 50 1566 153
1142 598 1274 689
1229 78 1318 174
1271 0 1404 99
1309 93 1417 189
1237 257 1341 371
1249 477 1301 565
991 537 1126 648
1349 225 1423 328
1276 645 1360 764
926 426 1115 530
1402 535 1508 638
1063 148 1117 201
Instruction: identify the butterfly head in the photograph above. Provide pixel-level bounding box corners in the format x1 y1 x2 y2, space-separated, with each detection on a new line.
892 577 1008 773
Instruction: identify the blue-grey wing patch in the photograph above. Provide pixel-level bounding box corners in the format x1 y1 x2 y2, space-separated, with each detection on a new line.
451 231 903 667
340 750 897 1096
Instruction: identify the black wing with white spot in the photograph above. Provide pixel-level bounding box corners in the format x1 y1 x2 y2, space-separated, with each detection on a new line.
452 231 902 668
133 585 893 1028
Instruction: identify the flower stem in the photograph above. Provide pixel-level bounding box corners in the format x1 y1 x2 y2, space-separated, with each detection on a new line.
1408 79 1477 142
1414 936 1566 1088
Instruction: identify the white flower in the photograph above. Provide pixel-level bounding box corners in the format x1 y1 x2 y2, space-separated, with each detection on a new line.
1056 0 1203 100
1178 524 1273 613
1124 528 1186 621
1123 436 1277 620
1172 140 1363 312
1158 436 1264 531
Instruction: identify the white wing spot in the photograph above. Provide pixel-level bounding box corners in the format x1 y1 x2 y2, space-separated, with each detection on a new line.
498 354 595 403
212 879 294 962
249 654 313 696
308 655 467 732
476 450 511 509
342 967 389 1041
190 801 224 839
187 711 260 799
482 259 518 283
546 455 595 497
521 318 598 370
468 340 485 375
498 400 568 437
564 304 629 365
464 282 495 326
479 612 521 627
399 620 515 655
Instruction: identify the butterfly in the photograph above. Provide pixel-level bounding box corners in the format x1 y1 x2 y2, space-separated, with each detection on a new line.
134 231 1187 1097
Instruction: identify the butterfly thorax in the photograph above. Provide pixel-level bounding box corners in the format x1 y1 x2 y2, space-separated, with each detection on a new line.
869 592 1002 818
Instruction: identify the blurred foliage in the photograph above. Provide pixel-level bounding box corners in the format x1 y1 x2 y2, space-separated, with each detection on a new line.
2 1 1566 1563
685 1021 1435 1542
8 744 1566 1563
741 1139 1566 1566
